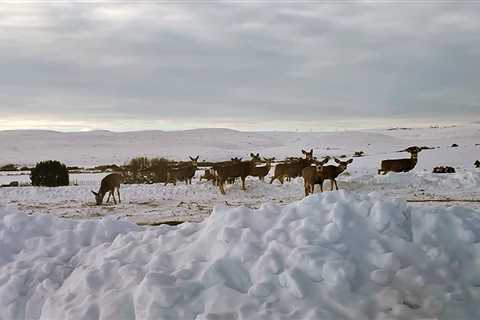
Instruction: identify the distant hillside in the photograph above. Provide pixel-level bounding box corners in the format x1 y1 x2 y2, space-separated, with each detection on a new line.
0 126 479 168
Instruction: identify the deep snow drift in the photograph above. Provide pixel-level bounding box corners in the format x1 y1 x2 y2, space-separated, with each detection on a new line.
1 192 479 320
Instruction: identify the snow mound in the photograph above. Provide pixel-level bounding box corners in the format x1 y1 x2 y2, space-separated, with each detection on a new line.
1 192 479 319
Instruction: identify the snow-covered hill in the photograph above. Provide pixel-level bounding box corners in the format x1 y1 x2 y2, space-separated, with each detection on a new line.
1 125 479 169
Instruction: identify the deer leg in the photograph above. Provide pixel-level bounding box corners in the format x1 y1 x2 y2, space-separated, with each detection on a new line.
241 177 246 190
117 189 121 203
330 179 334 191
219 180 226 195
269 176 275 184
334 180 339 190
112 191 117 204
106 192 111 203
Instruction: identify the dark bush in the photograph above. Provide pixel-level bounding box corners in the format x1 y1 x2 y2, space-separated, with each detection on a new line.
433 166 455 173
123 156 175 184
30 160 69 187
0 164 18 171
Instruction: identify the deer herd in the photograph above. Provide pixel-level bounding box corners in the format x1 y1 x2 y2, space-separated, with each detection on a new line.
92 145 475 205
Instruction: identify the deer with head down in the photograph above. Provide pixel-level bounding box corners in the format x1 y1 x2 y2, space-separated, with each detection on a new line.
378 146 422 175
270 149 313 184
165 156 199 186
215 154 261 194
91 173 122 205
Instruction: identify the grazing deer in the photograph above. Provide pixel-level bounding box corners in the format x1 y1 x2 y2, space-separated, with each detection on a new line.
270 149 313 184
215 155 260 194
301 157 330 196
200 168 217 185
378 146 422 175
91 173 122 205
475 160 480 168
166 156 199 185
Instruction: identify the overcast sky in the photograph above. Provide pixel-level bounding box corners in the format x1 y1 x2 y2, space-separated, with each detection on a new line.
0 1 479 131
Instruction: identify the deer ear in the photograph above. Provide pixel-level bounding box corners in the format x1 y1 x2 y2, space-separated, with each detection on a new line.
189 156 194 161
250 153 254 157
271 157 275 161
334 158 341 164
310 149 313 154
195 156 199 161
256 153 259 157
239 158 242 161
302 150 306 154
347 159 353 164
91 191 97 196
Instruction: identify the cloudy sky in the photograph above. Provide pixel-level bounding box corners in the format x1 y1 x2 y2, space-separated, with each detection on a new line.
0 1 479 132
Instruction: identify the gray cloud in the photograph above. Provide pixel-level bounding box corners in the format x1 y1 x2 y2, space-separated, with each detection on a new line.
0 1 479 130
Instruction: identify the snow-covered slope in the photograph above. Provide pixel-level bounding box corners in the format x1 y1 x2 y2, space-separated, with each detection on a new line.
1 192 479 320
1 125 479 169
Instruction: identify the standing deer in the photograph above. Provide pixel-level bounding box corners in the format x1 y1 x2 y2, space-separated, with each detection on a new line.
270 149 313 184
378 146 422 174
318 158 353 191
301 157 330 196
165 156 199 185
250 155 275 181
215 155 260 194
91 173 122 205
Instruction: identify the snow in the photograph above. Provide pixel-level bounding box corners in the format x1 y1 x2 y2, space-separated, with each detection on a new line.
0 125 479 319
0 125 478 168
1 192 479 319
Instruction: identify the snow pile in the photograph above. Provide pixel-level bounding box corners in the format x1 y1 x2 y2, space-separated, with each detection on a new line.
1 192 479 319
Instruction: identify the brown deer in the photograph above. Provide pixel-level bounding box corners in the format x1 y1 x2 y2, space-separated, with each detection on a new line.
215 155 260 194
317 158 353 192
270 149 313 184
200 168 217 185
378 146 422 174
91 173 122 205
250 156 275 181
165 156 199 185
301 157 330 196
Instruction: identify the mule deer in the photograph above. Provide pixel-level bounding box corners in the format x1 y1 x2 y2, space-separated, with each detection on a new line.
200 168 217 185
165 156 199 185
319 158 353 191
91 173 122 205
270 149 313 184
215 155 260 194
250 156 275 181
301 157 330 196
378 146 422 174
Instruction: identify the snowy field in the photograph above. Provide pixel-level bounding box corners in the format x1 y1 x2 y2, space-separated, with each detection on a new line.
0 125 479 319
